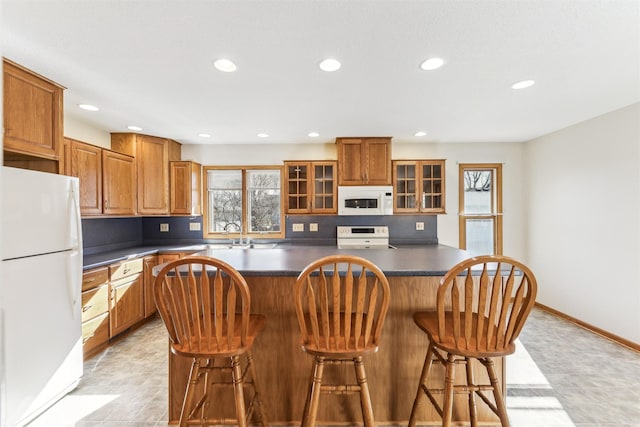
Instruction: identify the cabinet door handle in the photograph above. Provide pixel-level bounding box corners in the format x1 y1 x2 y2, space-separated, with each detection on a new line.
83 304 93 312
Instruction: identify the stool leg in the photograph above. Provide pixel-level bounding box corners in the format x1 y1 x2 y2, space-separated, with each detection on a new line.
302 356 325 427
231 355 248 427
484 357 510 427
409 342 435 427
442 353 456 427
246 351 269 427
180 357 202 427
465 357 478 427
353 356 375 427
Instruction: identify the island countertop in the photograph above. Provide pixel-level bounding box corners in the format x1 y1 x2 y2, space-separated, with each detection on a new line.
188 243 471 277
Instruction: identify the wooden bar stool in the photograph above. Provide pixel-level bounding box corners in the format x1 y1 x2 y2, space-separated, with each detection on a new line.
408 255 537 427
154 256 269 427
294 255 391 427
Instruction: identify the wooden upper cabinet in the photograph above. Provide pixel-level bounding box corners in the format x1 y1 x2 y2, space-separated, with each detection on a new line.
111 133 181 215
3 59 64 160
393 159 446 214
336 137 392 185
68 138 135 216
70 139 103 215
170 161 202 215
102 149 136 215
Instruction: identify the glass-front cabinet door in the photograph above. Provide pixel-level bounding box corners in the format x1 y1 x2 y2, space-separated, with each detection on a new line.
393 160 446 214
285 162 311 213
312 162 336 213
394 161 418 212
420 160 445 213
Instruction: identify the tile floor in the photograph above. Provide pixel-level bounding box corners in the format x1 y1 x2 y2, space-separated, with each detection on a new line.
28 308 640 427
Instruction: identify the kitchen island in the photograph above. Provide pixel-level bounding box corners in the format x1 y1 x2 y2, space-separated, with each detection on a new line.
158 244 505 426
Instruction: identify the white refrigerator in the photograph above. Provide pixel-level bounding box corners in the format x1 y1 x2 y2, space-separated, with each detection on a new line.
0 166 83 427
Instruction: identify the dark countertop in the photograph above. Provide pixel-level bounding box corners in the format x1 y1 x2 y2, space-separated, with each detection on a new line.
151 244 471 277
85 243 472 276
83 244 208 270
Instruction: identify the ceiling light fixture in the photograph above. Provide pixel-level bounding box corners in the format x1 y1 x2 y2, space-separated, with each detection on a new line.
198 133 211 138
419 57 445 71
308 132 319 137
512 80 535 90
414 131 427 137
257 133 269 138
127 125 143 131
78 104 99 112
213 58 237 72
319 58 341 72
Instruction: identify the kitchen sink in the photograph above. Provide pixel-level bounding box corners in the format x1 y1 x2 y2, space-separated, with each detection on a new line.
207 243 278 250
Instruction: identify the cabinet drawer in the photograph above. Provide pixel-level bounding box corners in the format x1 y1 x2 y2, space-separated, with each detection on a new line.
82 267 109 291
109 258 143 281
82 312 110 354
81 284 109 322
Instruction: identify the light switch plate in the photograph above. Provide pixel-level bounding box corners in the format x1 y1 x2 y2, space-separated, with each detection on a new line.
310 223 318 232
189 222 201 231
292 223 304 232
160 223 169 232
416 222 424 231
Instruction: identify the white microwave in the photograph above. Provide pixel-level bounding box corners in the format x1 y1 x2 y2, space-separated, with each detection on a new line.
338 186 394 215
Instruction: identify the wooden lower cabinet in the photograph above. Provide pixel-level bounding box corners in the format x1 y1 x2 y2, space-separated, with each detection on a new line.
82 253 194 359
81 267 110 357
143 255 159 318
109 258 144 337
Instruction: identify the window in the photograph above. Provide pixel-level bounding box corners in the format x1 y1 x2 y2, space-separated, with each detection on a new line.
203 166 284 239
458 164 503 255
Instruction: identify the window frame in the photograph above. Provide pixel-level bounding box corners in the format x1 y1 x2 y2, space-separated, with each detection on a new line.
458 163 503 255
203 165 285 239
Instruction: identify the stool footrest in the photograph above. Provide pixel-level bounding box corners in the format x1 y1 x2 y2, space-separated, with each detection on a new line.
320 384 362 394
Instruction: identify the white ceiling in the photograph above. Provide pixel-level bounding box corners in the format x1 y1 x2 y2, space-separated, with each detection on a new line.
2 0 639 146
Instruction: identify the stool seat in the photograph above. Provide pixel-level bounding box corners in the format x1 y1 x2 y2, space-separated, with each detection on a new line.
413 311 517 358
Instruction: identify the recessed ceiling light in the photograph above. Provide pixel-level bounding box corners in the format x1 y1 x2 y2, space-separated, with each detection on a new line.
419 57 445 71
198 133 211 138
414 131 427 137
127 125 143 131
78 104 99 112
213 58 237 72
512 80 535 90
308 132 319 137
257 133 269 138
319 58 341 72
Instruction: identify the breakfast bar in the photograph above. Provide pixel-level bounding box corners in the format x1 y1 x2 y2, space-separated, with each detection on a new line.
159 244 505 425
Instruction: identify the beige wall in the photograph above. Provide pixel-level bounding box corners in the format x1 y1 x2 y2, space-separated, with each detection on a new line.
64 113 111 148
524 102 640 343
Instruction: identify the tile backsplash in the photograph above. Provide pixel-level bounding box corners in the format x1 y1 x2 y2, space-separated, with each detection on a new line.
82 214 437 253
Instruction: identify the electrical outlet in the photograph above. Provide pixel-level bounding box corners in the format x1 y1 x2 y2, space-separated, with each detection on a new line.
416 222 424 231
292 223 304 232
160 223 169 232
189 222 201 231
309 223 318 232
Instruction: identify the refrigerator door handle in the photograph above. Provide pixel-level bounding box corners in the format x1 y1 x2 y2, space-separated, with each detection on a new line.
67 250 82 320
70 184 83 251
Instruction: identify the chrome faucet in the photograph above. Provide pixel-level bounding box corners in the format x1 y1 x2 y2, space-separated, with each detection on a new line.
222 222 249 246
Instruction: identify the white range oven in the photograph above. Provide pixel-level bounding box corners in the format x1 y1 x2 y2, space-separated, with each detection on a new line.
337 225 390 249
338 185 393 215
